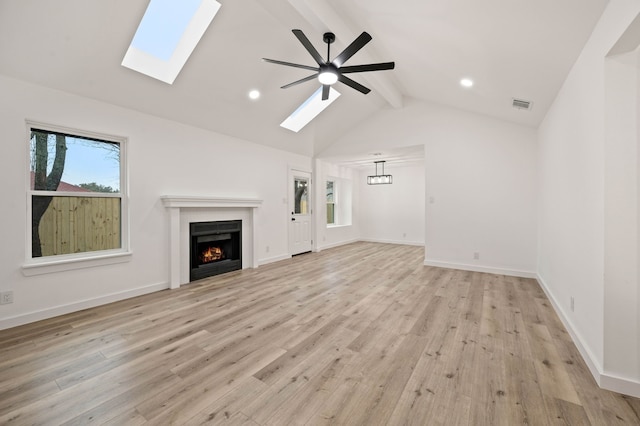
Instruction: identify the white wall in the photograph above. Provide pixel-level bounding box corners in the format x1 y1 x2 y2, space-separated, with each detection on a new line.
314 159 360 250
604 45 639 383
424 115 537 277
538 0 640 396
359 161 425 246
323 98 538 277
0 75 310 329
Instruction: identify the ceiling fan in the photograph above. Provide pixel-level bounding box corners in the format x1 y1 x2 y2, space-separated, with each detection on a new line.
263 29 395 101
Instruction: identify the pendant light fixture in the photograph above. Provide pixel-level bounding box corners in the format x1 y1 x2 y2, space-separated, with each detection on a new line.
367 160 393 185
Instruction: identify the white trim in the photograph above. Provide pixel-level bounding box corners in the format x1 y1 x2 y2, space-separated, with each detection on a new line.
0 281 168 331
316 238 360 252
26 120 129 144
536 273 640 398
30 190 122 198
600 374 640 398
161 196 262 209
326 224 350 229
423 258 536 279
22 250 132 276
536 273 603 381
258 254 291 266
361 238 425 247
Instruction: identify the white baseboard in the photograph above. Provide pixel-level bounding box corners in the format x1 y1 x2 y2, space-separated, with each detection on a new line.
536 273 604 385
537 273 640 398
0 281 169 331
423 258 536 279
360 238 425 247
316 238 360 252
258 254 291 266
600 373 640 398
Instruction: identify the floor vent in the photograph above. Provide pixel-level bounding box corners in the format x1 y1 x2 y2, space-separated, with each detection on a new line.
512 98 532 110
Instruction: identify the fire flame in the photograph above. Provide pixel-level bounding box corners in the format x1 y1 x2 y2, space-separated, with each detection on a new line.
200 246 223 264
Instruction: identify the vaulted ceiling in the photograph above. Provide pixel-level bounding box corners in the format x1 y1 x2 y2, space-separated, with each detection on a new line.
0 0 608 159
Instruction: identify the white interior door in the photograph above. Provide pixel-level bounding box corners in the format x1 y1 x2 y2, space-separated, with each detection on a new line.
289 170 312 255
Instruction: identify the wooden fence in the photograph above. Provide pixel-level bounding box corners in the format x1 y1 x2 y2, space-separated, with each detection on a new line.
38 196 121 256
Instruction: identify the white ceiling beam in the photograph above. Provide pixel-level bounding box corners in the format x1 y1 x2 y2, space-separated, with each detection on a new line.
608 13 640 56
288 0 403 109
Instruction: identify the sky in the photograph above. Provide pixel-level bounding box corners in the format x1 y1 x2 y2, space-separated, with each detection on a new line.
131 0 201 61
33 136 121 191
62 139 120 190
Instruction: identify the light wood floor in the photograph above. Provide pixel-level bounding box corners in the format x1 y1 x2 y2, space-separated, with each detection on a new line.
1 242 639 425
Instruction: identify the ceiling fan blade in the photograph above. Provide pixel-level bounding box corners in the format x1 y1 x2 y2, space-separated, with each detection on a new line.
338 74 371 94
322 84 330 100
339 62 395 74
292 29 325 65
332 32 372 67
262 58 318 72
281 74 318 89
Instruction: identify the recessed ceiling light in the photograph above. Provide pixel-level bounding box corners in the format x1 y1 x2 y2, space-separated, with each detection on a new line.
248 90 260 100
460 78 474 88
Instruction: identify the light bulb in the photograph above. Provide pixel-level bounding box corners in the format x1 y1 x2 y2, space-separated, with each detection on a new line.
318 71 338 85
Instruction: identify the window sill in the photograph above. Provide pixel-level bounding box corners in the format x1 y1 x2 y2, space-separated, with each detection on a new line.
22 250 133 276
326 224 352 229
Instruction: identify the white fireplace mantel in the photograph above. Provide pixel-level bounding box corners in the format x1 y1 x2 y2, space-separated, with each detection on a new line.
161 196 263 209
161 196 263 289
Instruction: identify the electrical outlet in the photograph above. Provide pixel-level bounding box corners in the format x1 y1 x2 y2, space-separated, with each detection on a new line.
265 246 270 253
570 296 575 312
473 252 480 260
402 233 407 238
1 291 13 305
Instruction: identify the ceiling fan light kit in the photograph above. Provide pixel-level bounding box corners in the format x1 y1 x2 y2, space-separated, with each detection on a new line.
263 29 395 101
318 69 338 85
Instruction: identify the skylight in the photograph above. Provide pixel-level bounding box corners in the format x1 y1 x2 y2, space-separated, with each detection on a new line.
122 0 221 84
280 87 341 132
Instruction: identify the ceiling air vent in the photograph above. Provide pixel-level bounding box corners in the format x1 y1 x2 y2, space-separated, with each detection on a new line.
512 98 532 110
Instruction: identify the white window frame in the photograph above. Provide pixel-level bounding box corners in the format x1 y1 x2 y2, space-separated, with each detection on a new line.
22 121 131 276
326 176 353 228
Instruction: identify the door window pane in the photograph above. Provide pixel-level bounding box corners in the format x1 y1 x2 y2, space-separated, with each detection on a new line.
294 178 308 214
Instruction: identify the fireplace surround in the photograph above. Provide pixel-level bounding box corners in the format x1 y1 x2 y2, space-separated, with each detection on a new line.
161 196 262 289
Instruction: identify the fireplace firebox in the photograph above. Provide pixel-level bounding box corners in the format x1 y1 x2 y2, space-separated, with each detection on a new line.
190 220 242 281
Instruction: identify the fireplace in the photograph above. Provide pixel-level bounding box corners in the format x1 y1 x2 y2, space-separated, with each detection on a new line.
190 220 242 281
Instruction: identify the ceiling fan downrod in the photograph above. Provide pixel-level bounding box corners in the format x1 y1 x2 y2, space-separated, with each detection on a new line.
323 32 335 62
